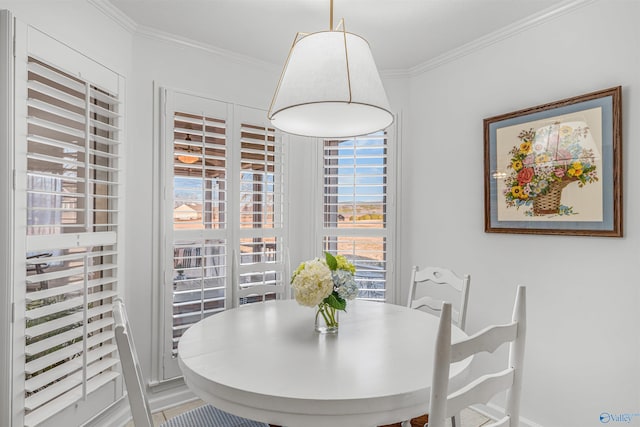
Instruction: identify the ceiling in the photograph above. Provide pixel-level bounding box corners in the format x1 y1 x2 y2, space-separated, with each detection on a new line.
107 0 569 71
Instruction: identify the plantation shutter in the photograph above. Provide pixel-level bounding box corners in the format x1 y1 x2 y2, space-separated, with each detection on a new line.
161 93 287 379
322 132 391 301
168 97 229 361
19 50 122 427
236 108 287 305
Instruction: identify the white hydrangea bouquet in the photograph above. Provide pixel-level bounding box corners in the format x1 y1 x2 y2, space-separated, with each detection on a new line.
290 252 358 333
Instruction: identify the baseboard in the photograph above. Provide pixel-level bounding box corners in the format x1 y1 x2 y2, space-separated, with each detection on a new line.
81 397 131 427
470 403 545 427
147 383 201 413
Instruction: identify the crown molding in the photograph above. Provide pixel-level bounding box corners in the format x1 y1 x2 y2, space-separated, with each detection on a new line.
89 0 278 71
380 68 411 80
134 25 279 71
407 0 598 77
90 0 597 78
88 0 138 33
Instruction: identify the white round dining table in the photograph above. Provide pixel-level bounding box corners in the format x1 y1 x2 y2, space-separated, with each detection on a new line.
177 299 471 427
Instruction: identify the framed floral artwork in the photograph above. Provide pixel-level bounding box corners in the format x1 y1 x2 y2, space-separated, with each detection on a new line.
484 86 622 236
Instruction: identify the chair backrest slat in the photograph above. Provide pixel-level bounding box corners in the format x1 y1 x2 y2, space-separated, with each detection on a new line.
446 368 515 416
410 295 460 316
486 415 512 427
450 322 518 363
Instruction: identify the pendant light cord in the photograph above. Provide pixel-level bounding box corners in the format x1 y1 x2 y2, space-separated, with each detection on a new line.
330 0 333 30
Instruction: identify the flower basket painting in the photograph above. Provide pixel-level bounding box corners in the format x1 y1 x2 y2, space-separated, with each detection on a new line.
484 87 622 237
502 123 599 217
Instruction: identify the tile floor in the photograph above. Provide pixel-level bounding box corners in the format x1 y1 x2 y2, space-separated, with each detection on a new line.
451 409 493 426
126 399 492 426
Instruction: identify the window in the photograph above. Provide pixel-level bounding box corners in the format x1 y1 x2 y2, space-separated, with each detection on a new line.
322 132 393 301
161 90 286 379
14 51 123 427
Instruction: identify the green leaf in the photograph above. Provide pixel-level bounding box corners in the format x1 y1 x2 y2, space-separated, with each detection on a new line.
325 252 338 271
324 292 346 311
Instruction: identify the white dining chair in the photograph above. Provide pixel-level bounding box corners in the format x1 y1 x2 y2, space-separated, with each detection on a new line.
113 298 269 427
427 285 526 427
407 266 471 330
401 266 470 427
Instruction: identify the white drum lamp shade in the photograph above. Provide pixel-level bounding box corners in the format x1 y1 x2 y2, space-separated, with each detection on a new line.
268 30 393 138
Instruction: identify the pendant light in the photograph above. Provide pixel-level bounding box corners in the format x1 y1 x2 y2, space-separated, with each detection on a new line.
268 0 393 138
177 134 199 164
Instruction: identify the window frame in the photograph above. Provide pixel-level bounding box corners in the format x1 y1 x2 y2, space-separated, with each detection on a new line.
0 10 15 427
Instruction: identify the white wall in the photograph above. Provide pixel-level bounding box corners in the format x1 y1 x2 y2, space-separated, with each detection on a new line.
403 1 639 426
0 1 132 76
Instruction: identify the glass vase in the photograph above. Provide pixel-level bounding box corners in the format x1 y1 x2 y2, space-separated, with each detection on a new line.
315 304 339 334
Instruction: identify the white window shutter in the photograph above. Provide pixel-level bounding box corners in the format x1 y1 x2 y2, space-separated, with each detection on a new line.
236 108 287 306
18 51 122 427
322 132 391 301
168 99 230 359
161 94 287 379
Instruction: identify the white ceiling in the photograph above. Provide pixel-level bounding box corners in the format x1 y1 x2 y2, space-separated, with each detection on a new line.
107 0 569 71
